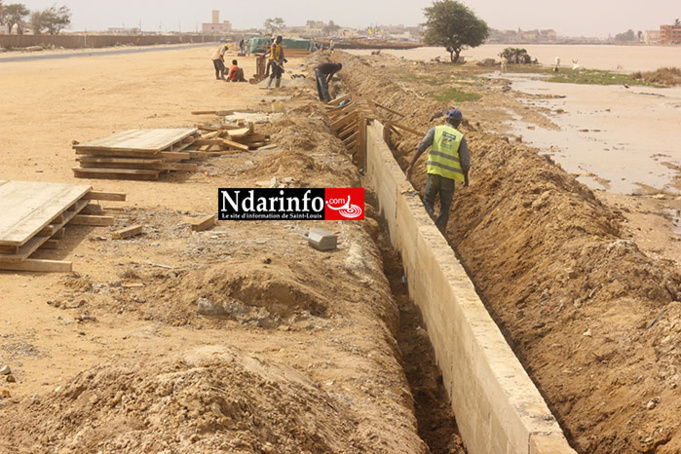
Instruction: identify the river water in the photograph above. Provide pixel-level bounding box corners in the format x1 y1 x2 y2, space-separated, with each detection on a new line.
348 45 681 195
347 44 681 73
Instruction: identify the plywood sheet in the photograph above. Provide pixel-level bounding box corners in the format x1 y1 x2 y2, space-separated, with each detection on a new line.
74 128 198 153
0 181 91 247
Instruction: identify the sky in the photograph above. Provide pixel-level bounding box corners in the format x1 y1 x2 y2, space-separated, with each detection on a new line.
18 0 681 38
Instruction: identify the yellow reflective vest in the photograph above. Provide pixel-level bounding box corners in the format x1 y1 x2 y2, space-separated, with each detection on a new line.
427 125 465 182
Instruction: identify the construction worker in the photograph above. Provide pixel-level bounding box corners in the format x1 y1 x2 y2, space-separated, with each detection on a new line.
267 36 287 89
211 43 229 80
314 62 342 102
406 109 470 232
227 59 247 82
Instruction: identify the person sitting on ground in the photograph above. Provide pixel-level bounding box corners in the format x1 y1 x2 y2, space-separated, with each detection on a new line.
211 43 229 80
227 59 247 82
314 62 342 102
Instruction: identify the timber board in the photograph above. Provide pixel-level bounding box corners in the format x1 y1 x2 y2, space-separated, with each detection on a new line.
74 128 198 153
0 180 92 247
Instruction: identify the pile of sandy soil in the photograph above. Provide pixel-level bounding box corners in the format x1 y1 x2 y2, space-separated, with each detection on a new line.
334 51 681 453
1 345 368 453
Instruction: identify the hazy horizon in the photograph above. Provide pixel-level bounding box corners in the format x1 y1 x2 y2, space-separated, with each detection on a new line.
15 0 681 38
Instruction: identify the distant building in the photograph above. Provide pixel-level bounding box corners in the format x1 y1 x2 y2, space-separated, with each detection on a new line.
644 30 660 44
202 10 232 34
660 23 681 44
107 27 141 35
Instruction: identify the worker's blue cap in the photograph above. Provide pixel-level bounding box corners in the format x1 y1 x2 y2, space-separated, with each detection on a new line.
447 109 463 121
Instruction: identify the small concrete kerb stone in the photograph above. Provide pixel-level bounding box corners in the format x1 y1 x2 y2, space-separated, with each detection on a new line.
307 228 337 251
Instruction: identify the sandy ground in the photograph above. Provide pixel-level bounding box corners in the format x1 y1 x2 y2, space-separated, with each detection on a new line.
2 44 681 454
0 47 452 453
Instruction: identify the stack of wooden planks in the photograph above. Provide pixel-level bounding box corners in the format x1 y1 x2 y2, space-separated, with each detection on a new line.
325 95 374 172
0 180 124 273
193 120 272 154
73 128 203 181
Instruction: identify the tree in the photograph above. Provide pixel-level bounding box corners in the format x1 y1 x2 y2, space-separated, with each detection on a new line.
322 20 341 36
500 47 533 64
422 0 489 63
263 17 285 35
32 5 70 34
614 29 636 42
3 2 29 34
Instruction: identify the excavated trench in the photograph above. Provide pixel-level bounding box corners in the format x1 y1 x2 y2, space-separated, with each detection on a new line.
378 227 467 454
329 50 681 454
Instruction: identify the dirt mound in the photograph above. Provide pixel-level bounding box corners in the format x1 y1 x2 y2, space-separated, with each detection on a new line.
0 345 368 453
335 51 681 453
253 112 361 188
138 262 330 328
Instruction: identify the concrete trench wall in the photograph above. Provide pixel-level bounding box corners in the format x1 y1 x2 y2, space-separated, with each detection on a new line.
365 121 577 454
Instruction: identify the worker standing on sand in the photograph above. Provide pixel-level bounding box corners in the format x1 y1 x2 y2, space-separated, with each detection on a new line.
406 109 470 232
211 43 229 80
267 36 287 89
314 62 342 102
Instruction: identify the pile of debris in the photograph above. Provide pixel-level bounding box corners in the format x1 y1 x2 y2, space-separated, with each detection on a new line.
193 121 273 154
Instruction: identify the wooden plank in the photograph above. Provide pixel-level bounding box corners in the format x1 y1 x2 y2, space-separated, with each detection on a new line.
221 139 250 152
80 204 104 215
51 228 66 239
193 139 226 146
73 167 160 181
248 142 267 150
75 148 161 157
187 151 209 159
357 115 367 172
226 124 254 139
41 240 60 249
0 259 72 273
82 192 127 202
160 152 192 161
234 133 269 144
0 245 18 254
74 128 198 153
387 121 424 137
338 122 358 139
0 181 92 247
371 100 405 117
160 163 198 172
112 224 143 240
183 214 216 232
77 156 164 165
70 215 114 227
331 111 359 132
343 131 359 146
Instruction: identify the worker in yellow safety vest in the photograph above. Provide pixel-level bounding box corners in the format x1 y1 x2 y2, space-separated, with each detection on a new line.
406 108 470 231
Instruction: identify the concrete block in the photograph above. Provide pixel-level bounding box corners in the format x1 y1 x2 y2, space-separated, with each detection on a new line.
530 433 575 454
307 228 337 251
